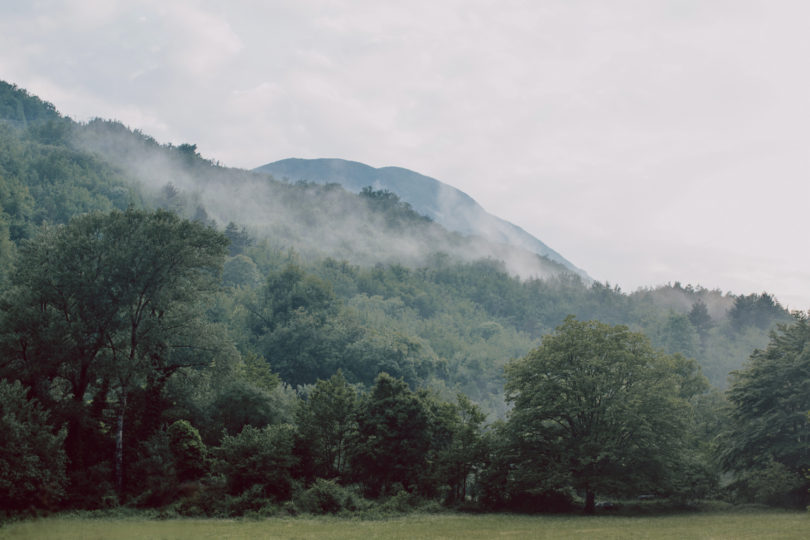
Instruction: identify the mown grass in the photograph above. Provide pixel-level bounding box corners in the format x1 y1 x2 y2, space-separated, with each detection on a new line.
1 510 806 539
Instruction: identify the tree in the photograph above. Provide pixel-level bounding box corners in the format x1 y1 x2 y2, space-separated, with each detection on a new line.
718 316 810 507
223 222 253 256
216 423 298 500
504 316 695 513
656 312 700 359
222 254 261 288
0 208 229 501
352 373 431 496
424 393 487 503
207 378 283 438
688 300 714 342
728 293 788 331
186 352 285 443
249 263 346 385
296 370 358 480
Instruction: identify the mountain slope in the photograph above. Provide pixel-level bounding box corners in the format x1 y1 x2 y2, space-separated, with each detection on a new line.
0 80 791 393
255 158 589 280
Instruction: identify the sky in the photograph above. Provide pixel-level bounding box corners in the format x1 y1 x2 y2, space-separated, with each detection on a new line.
1 0 808 310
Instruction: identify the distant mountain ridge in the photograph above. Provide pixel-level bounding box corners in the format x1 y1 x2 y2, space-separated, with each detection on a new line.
255 158 589 280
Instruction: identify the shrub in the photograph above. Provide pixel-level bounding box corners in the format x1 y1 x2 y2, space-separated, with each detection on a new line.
294 479 346 514
176 474 228 517
168 420 207 482
222 484 274 517
730 460 806 508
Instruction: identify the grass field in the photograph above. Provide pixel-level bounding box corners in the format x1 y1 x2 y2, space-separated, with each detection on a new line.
1 510 806 539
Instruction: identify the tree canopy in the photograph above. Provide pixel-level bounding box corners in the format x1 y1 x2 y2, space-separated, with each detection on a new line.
504 316 704 513
0 208 230 500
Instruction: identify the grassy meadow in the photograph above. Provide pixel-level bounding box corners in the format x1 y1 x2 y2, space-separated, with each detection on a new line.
1 510 806 540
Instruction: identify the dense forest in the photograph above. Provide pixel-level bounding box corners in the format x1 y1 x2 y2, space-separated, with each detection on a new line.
0 81 807 517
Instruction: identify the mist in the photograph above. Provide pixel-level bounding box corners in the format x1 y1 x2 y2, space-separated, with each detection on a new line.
74 118 574 282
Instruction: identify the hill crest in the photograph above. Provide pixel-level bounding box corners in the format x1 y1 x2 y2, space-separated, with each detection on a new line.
255 158 588 280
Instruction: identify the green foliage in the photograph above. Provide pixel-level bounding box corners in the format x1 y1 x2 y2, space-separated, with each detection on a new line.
249 263 343 385
1 208 229 398
205 375 292 439
0 81 60 126
656 312 700 360
419 392 488 503
0 81 798 516
352 373 431 496
688 299 714 342
0 210 14 286
127 430 177 508
728 459 806 507
216 424 298 501
0 379 67 512
168 420 207 483
718 317 810 507
296 370 358 480
238 353 281 393
293 478 353 514
504 316 699 512
360 186 432 226
222 254 262 288
248 263 437 387
343 327 436 386
1 129 137 231
0 208 230 501
728 293 789 332
224 221 253 256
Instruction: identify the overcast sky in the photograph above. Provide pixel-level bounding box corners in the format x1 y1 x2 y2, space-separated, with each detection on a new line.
2 1 808 309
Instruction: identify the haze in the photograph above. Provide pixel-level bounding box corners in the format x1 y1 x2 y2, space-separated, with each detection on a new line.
1 1 808 309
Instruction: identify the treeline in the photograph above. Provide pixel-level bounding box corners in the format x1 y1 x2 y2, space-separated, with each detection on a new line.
1 211 806 517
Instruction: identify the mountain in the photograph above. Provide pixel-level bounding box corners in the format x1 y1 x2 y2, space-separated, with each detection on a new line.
0 79 792 392
255 158 589 280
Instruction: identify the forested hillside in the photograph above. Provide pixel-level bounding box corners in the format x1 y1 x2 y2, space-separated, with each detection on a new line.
1 81 805 516
254 157 588 278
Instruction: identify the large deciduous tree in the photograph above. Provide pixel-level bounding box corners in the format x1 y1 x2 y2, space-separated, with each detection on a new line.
0 208 229 501
504 316 699 513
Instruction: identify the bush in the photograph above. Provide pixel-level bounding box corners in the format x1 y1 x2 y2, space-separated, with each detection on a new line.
168 420 207 482
176 474 227 517
294 479 347 514
222 484 274 517
729 460 806 508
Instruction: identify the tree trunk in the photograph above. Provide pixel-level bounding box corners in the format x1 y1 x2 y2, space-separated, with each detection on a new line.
115 393 127 502
584 490 596 514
